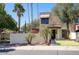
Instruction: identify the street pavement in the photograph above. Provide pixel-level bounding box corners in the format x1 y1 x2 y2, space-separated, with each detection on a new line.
0 46 79 55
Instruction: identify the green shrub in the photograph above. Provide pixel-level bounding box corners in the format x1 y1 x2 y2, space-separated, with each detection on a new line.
41 27 51 44
26 32 35 44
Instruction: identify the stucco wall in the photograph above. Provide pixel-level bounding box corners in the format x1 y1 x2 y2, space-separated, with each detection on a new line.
61 22 75 32
10 33 27 44
56 29 62 39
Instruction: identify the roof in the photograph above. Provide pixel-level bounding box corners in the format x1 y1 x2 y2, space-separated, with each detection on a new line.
40 12 50 18
40 12 50 15
48 16 62 28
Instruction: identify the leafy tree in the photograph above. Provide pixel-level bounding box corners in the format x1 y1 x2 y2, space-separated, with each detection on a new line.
31 19 39 29
22 19 39 33
0 3 6 28
21 24 30 33
0 3 17 30
13 3 25 32
5 14 17 30
51 3 79 39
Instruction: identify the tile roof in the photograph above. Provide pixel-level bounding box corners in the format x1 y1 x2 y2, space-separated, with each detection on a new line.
48 16 62 28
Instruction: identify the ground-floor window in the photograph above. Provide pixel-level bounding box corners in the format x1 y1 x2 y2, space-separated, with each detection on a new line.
62 30 68 39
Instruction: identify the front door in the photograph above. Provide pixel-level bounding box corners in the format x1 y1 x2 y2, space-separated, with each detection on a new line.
51 30 56 39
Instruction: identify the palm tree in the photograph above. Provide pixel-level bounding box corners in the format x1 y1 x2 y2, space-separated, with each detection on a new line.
30 3 33 24
24 21 26 33
29 3 33 30
13 3 25 32
37 3 39 22
27 3 31 31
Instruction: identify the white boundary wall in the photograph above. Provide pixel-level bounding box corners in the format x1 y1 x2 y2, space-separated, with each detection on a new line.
10 33 27 44
69 32 76 40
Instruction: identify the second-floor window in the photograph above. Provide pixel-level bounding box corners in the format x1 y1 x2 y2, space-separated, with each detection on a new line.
75 18 79 24
41 18 49 24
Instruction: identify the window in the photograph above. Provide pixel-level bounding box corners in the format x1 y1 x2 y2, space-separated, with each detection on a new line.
78 26 79 30
62 30 68 39
41 18 49 24
75 18 79 24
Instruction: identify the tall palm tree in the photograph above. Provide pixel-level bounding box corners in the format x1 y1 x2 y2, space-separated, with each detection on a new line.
13 3 25 32
24 20 26 33
27 3 31 31
37 3 39 22
27 3 33 31
30 3 33 24
29 3 33 30
36 3 40 29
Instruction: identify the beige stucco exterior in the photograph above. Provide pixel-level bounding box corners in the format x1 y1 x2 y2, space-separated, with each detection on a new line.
39 12 75 39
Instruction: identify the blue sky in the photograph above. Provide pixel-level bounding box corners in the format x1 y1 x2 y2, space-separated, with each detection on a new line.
5 3 56 26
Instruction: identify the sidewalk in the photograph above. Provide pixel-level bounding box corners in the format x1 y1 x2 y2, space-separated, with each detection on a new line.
11 46 79 51
1 46 79 55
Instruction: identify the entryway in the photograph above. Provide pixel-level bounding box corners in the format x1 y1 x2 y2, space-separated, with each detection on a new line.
51 30 56 39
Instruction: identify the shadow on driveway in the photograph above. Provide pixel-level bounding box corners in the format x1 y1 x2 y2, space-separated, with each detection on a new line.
0 43 15 52
0 49 15 52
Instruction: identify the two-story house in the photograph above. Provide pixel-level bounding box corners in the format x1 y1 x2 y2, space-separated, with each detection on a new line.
39 12 79 39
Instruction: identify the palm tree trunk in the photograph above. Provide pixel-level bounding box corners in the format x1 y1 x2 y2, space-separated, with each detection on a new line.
66 22 70 39
30 3 33 23
30 3 33 30
37 4 39 22
27 3 31 31
18 16 20 32
25 21 26 33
